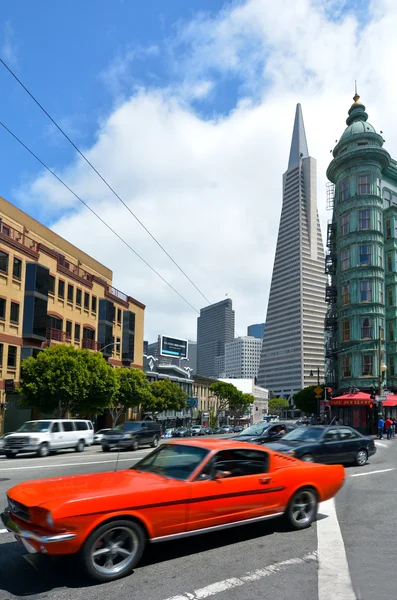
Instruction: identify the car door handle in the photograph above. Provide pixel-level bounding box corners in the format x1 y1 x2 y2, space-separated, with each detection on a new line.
259 477 271 485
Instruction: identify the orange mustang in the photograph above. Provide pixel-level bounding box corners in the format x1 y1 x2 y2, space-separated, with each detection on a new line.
1 439 344 582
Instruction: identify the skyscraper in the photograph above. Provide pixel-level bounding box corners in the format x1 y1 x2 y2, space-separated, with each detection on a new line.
247 323 265 338
225 336 263 379
197 299 235 377
257 104 327 400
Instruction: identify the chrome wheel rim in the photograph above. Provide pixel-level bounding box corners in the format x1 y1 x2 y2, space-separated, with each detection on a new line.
40 445 48 457
153 437 158 447
291 490 316 525
357 450 367 465
91 526 139 576
301 454 314 462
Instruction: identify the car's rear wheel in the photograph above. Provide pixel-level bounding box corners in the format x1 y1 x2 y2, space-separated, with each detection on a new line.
81 519 146 582
285 487 318 530
300 454 315 462
75 440 85 453
355 449 368 466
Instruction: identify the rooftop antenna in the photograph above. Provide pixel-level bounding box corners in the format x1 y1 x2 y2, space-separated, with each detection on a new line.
353 80 360 103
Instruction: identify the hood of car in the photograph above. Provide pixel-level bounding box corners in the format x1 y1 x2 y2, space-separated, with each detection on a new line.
7 469 185 517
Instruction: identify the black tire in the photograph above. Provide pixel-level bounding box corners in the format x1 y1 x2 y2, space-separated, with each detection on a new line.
75 440 85 453
4 452 16 459
102 445 110 452
355 449 368 466
285 487 318 530
151 435 159 448
80 519 146 582
37 443 49 458
300 454 315 463
132 440 139 451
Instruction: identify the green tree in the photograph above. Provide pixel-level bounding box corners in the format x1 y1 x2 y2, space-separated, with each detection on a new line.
109 368 154 428
268 397 290 416
19 344 117 418
149 379 188 413
209 382 248 426
293 386 323 415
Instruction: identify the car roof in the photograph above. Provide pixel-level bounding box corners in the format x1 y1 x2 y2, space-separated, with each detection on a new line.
164 439 273 451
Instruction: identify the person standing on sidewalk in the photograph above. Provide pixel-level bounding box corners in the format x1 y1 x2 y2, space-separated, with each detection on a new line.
378 415 385 439
385 416 393 440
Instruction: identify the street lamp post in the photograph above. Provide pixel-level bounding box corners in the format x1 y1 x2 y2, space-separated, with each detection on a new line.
100 341 121 354
310 367 321 421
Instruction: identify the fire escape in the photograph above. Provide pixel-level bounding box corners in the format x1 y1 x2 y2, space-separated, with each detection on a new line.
324 220 338 389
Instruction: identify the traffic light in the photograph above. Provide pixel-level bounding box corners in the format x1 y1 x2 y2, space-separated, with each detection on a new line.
327 388 332 394
370 387 376 400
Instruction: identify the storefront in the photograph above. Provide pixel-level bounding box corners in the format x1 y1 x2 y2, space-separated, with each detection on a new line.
328 392 374 434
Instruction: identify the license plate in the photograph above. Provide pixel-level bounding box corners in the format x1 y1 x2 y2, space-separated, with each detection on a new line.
17 536 38 554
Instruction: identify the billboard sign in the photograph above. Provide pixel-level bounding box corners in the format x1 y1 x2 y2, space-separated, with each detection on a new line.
160 335 188 358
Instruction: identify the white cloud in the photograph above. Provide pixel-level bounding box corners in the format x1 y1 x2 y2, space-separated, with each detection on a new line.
1 21 18 67
14 0 397 344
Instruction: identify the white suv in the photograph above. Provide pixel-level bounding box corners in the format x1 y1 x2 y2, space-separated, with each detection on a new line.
2 419 94 458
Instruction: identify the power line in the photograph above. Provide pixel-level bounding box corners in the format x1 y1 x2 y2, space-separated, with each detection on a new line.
0 58 212 305
0 120 200 314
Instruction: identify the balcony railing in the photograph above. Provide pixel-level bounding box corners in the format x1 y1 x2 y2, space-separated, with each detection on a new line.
46 328 71 343
0 221 39 253
82 338 101 351
107 285 128 303
57 256 93 283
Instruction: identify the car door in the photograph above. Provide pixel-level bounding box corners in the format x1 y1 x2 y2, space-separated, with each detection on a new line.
186 448 285 532
140 423 153 445
60 421 76 448
49 422 64 449
318 428 343 463
338 427 362 462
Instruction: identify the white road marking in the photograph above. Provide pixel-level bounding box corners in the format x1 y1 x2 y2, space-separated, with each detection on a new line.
351 467 395 478
317 498 356 600
0 456 143 472
161 552 317 600
375 441 388 448
0 529 7 534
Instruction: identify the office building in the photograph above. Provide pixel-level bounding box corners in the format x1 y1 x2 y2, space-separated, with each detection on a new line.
197 299 235 377
247 323 265 338
257 104 327 401
224 336 262 378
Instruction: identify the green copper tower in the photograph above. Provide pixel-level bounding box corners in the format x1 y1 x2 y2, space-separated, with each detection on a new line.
326 90 397 395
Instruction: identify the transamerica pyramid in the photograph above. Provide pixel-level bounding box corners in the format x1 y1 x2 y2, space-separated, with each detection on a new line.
257 104 326 402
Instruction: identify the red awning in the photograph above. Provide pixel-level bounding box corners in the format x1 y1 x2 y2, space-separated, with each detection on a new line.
382 396 397 407
328 392 372 406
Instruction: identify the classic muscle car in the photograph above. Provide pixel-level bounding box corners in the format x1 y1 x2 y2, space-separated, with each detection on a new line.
1 439 345 582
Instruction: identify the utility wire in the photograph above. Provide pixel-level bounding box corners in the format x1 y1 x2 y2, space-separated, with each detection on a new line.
0 121 199 314
0 58 212 305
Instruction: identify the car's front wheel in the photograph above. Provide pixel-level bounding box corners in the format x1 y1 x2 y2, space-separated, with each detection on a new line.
285 487 318 530
355 449 368 466
300 454 315 462
81 519 146 582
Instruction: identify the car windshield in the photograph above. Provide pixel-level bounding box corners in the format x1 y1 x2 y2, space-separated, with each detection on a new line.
237 423 269 436
132 444 209 480
282 427 325 442
115 423 141 431
17 421 52 433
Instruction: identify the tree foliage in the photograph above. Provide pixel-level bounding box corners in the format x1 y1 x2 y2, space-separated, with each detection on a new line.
293 386 323 415
149 379 188 413
268 398 290 416
209 382 251 425
19 345 117 418
109 368 154 427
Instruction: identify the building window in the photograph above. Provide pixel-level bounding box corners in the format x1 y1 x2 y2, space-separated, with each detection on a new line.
342 320 350 342
0 251 8 274
379 282 384 304
12 258 22 279
342 355 351 377
359 209 370 229
360 281 372 302
361 318 372 339
48 275 55 295
359 245 371 266
393 193 397 205
7 345 17 369
84 292 90 310
0 344 3 367
67 284 74 303
58 280 65 298
377 178 381 196
377 211 382 232
386 219 391 239
66 320 72 338
379 248 383 269
388 286 393 307
76 289 82 306
92 296 97 313
362 354 373 376
358 174 370 194
116 337 121 352
387 252 393 273
384 190 391 207
10 302 19 324
0 298 5 320
75 323 81 341
117 308 122 324
341 213 349 236
342 284 350 306
389 356 395 378
339 179 349 202
341 248 349 271
388 321 394 342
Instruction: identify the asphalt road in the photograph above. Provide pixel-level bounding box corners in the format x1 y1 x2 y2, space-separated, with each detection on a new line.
0 438 394 600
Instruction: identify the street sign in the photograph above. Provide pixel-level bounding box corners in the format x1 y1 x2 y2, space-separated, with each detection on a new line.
314 386 323 395
186 397 198 408
315 394 322 399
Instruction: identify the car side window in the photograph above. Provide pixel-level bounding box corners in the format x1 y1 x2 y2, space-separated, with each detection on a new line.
75 422 88 431
197 449 269 480
323 429 340 441
61 421 75 432
339 428 358 440
51 423 60 433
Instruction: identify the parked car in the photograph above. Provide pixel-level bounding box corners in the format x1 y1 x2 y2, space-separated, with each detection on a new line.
1 439 345 582
0 432 14 455
220 426 233 434
202 427 213 435
264 425 376 466
2 420 94 458
102 421 161 452
212 427 223 434
93 429 112 445
190 426 205 436
233 426 244 433
172 427 192 438
232 422 296 445
162 428 175 439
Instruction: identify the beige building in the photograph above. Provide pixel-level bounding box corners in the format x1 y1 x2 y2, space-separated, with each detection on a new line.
0 195 145 432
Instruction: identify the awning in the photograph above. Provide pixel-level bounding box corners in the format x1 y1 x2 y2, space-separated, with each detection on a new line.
328 392 372 406
382 396 397 407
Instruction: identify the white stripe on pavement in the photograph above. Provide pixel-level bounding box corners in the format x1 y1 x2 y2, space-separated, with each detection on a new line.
376 441 388 448
161 552 317 600
351 467 395 478
0 457 142 472
317 498 355 600
0 529 7 534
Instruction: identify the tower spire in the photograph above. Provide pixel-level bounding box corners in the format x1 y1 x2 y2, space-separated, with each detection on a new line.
288 103 309 170
353 80 360 103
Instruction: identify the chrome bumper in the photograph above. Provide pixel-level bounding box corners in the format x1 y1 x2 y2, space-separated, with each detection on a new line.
1 508 76 544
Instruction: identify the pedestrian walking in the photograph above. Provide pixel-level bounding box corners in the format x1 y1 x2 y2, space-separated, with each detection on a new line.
385 416 393 440
378 415 385 439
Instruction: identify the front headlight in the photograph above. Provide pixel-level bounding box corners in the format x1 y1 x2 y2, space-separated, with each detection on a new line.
29 437 40 444
123 433 133 439
46 512 54 528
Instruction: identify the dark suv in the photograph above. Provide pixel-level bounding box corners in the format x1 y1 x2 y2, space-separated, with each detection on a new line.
101 421 161 452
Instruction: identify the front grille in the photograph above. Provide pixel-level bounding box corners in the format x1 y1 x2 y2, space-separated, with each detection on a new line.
4 437 30 449
7 496 30 522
